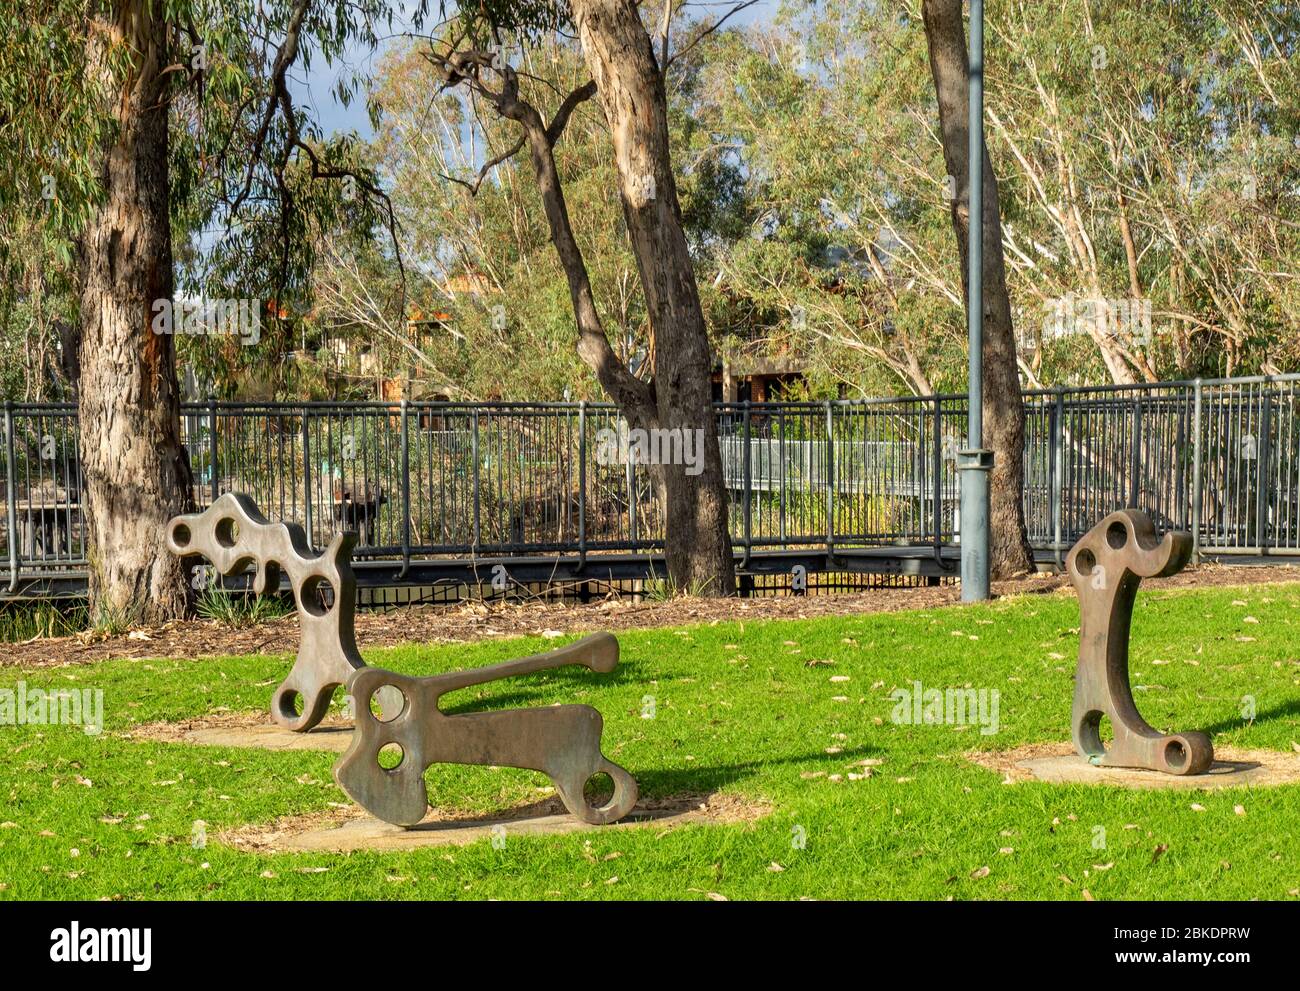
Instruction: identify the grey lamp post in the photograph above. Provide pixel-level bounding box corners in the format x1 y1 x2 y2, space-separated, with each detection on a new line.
959 0 993 602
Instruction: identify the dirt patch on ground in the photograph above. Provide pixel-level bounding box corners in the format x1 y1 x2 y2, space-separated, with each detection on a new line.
134 712 772 850
6 562 1299 670
126 712 355 751
221 791 771 853
968 741 1300 789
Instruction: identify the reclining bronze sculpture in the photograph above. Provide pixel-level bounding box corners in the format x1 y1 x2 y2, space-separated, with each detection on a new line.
1067 509 1214 775
166 493 638 825
335 634 638 826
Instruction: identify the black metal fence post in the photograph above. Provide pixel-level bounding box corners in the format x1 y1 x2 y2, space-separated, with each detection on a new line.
1191 379 1203 563
742 400 753 568
301 410 313 547
1051 387 1064 567
1257 390 1273 553
400 399 411 575
208 395 219 505
471 408 481 557
577 401 587 571
1129 393 1143 509
5 402 18 592
932 395 942 554
627 433 637 547
824 399 834 557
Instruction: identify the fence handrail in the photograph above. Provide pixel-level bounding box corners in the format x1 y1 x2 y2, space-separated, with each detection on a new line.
6 370 1299 415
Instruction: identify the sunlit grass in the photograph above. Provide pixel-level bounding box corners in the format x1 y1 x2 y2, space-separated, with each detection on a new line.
1 581 1298 900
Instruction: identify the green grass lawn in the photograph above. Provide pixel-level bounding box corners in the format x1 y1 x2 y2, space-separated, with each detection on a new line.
2 582 1299 900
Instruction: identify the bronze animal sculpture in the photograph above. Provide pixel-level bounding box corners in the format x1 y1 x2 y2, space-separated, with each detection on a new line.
166 493 638 825
167 493 363 732
1067 509 1213 775
335 633 638 826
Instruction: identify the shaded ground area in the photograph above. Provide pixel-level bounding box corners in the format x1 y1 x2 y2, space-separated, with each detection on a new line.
221 791 771 854
6 562 1299 669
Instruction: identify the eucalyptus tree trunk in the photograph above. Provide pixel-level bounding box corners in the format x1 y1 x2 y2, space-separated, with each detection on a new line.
78 1 194 623
922 0 1034 578
568 0 735 595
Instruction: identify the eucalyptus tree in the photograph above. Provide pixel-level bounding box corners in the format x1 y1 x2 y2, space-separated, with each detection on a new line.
986 0 1300 382
694 1 1034 575
419 1 750 595
4 0 409 622
3 0 748 617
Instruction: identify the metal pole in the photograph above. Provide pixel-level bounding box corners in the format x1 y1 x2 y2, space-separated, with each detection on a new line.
959 0 993 601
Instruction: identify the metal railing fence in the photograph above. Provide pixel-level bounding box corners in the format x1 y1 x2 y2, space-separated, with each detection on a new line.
3 373 1297 586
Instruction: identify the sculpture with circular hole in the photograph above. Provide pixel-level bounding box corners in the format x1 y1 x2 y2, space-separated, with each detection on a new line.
1067 509 1213 775
166 492 365 732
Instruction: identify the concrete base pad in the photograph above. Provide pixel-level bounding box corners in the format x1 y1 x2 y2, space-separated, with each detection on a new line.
279 806 696 851
1017 754 1280 789
185 722 353 752
972 742 1300 789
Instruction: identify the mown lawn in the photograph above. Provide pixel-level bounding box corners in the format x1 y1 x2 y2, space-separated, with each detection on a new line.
2 582 1299 900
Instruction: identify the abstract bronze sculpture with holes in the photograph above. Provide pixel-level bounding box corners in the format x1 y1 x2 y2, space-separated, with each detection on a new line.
166 493 638 825
336 637 637 826
1067 509 1213 775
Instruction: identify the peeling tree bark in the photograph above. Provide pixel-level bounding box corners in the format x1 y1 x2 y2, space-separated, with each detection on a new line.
429 21 734 595
78 1 193 622
565 0 736 595
922 0 1034 578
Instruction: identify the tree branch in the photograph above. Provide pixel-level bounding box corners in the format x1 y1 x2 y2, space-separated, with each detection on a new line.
441 136 526 195
547 80 597 145
423 42 655 422
665 0 762 70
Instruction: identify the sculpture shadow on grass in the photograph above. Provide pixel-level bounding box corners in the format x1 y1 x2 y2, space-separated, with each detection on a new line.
596 744 883 798
1197 697 1300 739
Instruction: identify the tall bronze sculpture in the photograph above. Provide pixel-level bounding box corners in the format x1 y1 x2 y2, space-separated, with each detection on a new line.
167 493 638 826
167 493 362 732
1067 509 1214 775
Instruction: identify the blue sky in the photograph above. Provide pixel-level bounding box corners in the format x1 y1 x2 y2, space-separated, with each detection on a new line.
289 1 780 139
